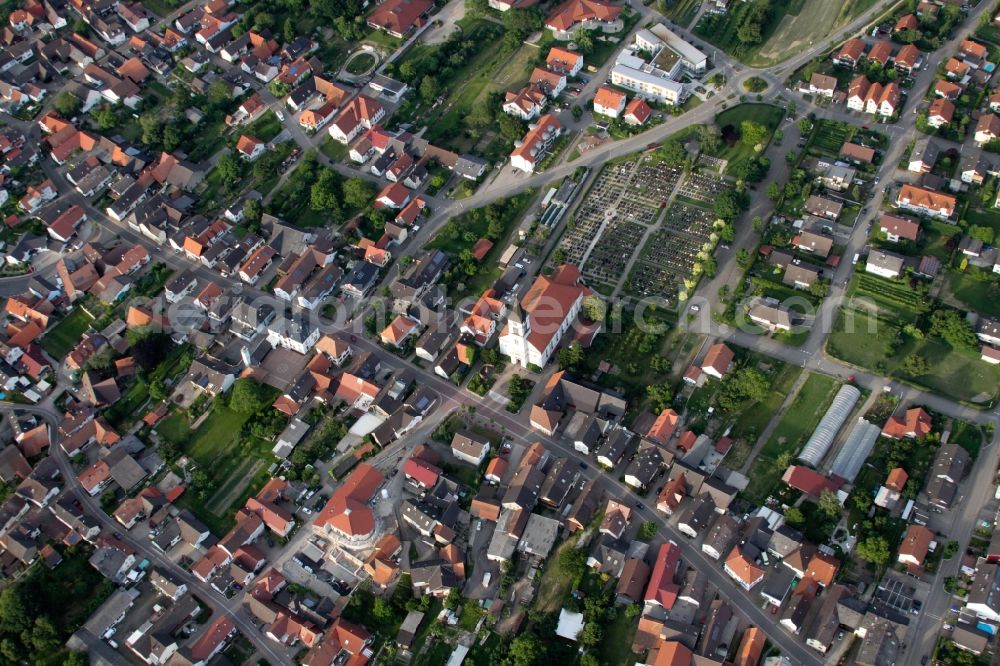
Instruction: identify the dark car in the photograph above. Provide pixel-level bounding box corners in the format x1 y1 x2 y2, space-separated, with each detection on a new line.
579 461 588 469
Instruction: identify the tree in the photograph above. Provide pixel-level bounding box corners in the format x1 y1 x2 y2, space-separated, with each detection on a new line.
646 383 673 412
0 587 30 634
497 113 527 143
696 124 722 154
342 178 376 211
929 308 977 349
54 92 82 117
243 198 263 225
131 332 171 371
775 451 793 471
766 181 782 201
372 596 395 624
714 190 746 222
310 170 342 217
969 224 995 245
901 354 930 376
444 588 461 610
579 655 600 666
582 294 605 322
638 522 658 541
736 248 751 267
419 76 439 104
91 105 118 130
557 547 586 581
580 622 603 647
574 28 594 54
216 154 241 188
283 17 296 43
818 489 841 519
556 342 584 370
717 367 769 413
659 139 688 166
784 506 805 525
31 616 61 653
856 535 890 567
505 634 542 666
740 120 768 146
229 378 271 413
206 81 232 109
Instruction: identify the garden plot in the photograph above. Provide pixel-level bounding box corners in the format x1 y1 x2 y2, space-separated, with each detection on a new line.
628 233 702 300
678 172 732 204
583 219 647 287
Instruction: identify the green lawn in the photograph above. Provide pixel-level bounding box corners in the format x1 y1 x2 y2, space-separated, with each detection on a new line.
320 136 350 162
728 363 801 443
828 307 1000 404
713 103 785 174
965 206 1000 238
161 395 281 534
345 52 378 75
947 268 1000 317
951 421 983 459
743 373 840 503
598 610 640 666
41 306 94 357
535 538 580 613
243 110 283 143
103 379 150 430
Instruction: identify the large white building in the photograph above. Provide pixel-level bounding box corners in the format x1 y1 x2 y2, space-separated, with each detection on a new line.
499 264 590 368
610 51 686 105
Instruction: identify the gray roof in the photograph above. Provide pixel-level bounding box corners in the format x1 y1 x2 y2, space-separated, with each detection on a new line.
797 384 861 467
830 419 881 481
83 588 139 636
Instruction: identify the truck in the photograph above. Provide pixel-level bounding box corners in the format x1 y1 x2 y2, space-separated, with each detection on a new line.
483 572 492 587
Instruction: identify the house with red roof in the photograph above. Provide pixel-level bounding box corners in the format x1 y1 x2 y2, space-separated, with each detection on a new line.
646 408 679 446
380 314 420 348
546 47 584 76
593 86 626 118
545 0 622 40
236 135 265 161
510 114 563 173
375 182 412 209
403 457 441 490
367 0 432 37
701 343 734 380
644 542 681 609
782 465 842 498
314 463 384 542
530 67 567 97
881 407 932 439
725 546 765 590
498 263 591 367
623 98 652 126
329 95 386 144
188 615 237 664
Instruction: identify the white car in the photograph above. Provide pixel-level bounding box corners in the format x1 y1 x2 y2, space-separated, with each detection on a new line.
690 305 700 312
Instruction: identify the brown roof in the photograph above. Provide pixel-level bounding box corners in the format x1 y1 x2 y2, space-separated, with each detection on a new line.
840 142 875 163
898 524 934 565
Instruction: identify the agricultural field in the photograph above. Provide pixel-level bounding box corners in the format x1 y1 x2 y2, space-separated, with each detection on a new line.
696 0 877 65
660 0 702 27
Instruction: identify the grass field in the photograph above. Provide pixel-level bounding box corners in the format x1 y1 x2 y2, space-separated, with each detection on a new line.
160 398 280 534
598 610 640 666
828 308 1000 404
243 110 283 143
535 538 579 612
727 362 801 443
713 103 785 174
947 268 1000 317
698 0 877 66
743 373 840 502
41 306 94 357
